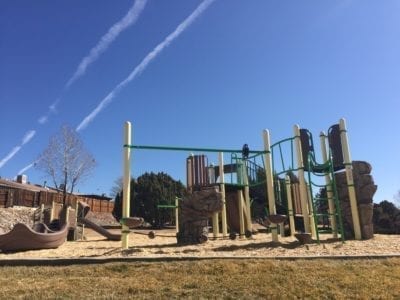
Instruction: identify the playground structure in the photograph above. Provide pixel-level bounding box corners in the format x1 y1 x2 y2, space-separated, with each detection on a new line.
0 204 73 252
0 198 134 252
121 118 374 249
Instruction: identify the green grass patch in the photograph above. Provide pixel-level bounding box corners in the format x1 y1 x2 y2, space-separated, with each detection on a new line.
0 258 399 299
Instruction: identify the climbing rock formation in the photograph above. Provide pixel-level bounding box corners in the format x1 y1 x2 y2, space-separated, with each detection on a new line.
177 187 223 244
335 161 377 239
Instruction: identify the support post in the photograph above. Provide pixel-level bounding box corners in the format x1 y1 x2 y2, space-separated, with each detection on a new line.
293 125 312 234
339 118 361 240
175 197 179 233
320 131 338 237
306 183 317 238
212 212 219 238
242 161 252 235
50 201 55 221
219 152 228 237
263 129 278 242
186 155 193 193
122 121 132 249
237 190 245 238
285 175 295 237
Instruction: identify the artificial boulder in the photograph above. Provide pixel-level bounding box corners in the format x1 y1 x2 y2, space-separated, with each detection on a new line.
335 161 377 239
176 187 223 244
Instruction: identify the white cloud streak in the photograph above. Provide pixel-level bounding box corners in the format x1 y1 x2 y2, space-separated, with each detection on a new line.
22 130 36 145
1 2 147 170
37 98 61 126
76 0 216 132
17 161 36 175
0 146 21 169
66 0 148 88
38 116 48 124
0 129 36 168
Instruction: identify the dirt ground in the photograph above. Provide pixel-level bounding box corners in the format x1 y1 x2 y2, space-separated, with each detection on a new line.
0 206 399 259
1 227 399 259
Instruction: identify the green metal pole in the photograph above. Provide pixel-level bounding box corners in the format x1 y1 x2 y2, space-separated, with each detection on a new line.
126 144 266 154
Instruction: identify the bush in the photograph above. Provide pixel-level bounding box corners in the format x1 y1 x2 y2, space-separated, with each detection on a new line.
373 200 400 234
112 172 186 227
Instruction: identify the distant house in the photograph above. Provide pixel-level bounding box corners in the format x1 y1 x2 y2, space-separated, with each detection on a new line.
0 177 114 212
0 177 55 194
79 194 112 201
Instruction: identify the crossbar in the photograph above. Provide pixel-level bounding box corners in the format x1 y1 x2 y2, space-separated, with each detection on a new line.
124 144 266 154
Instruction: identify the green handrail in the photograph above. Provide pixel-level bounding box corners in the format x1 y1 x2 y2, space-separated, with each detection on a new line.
124 144 266 154
270 137 295 175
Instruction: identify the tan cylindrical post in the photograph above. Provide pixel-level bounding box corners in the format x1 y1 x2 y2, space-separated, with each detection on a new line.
285 175 295 237
122 121 132 249
218 152 228 237
212 213 219 238
81 224 85 240
237 190 245 238
74 200 79 228
263 129 278 242
306 183 317 238
186 155 193 193
65 206 70 226
50 201 55 221
175 197 179 233
319 131 337 237
339 118 361 240
293 125 311 234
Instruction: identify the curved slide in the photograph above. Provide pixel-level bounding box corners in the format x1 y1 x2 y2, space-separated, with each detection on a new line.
80 217 121 241
0 223 68 252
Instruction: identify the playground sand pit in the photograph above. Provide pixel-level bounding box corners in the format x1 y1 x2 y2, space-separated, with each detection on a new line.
0 227 399 259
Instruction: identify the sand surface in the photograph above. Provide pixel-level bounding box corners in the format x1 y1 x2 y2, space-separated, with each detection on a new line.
1 227 399 259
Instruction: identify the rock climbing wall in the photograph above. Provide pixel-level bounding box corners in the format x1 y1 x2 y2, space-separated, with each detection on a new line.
177 187 223 244
335 161 377 239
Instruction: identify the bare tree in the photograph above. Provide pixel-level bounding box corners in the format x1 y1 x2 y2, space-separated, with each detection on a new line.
36 125 96 204
110 176 123 198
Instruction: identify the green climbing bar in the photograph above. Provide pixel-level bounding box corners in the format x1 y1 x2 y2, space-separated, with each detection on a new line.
124 144 266 155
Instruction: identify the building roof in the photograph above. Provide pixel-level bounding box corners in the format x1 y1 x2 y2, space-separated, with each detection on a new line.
0 178 55 193
79 194 112 201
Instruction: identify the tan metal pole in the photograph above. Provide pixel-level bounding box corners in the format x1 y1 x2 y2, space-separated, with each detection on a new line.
263 129 278 242
285 175 295 237
238 190 245 238
219 152 228 237
212 211 219 238
293 125 312 234
175 197 179 233
339 118 361 240
306 183 317 238
122 121 131 249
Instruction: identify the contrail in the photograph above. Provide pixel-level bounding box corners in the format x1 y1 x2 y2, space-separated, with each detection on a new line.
38 0 147 124
22 130 36 145
37 98 61 125
0 147 22 169
0 130 36 169
17 161 36 175
76 0 216 132
2 1 147 170
66 0 148 88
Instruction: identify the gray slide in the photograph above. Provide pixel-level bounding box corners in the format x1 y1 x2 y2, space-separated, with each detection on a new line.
80 217 121 241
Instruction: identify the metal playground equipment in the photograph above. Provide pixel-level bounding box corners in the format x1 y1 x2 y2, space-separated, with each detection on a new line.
121 118 362 249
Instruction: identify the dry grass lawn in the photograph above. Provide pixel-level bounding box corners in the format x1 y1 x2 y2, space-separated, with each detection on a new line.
0 258 399 299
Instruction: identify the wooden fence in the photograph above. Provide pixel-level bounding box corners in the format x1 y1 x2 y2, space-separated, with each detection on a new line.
0 187 114 213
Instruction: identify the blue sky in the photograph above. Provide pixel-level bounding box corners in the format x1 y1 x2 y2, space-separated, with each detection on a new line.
0 0 399 203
